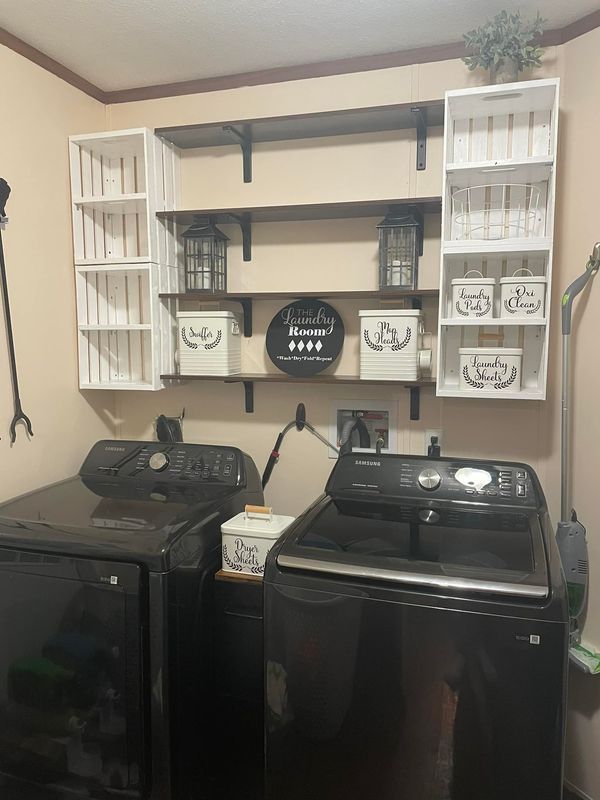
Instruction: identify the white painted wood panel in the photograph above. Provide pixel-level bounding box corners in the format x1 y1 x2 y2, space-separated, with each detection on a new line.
438 78 559 400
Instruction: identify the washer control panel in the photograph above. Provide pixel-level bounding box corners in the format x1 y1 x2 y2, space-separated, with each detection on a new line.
328 454 536 506
80 440 242 485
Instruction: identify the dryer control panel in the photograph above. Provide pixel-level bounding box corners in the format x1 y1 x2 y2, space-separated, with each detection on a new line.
327 454 538 507
80 440 244 485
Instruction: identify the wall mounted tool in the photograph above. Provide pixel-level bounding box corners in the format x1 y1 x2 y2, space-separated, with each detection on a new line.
155 409 185 443
262 403 339 488
0 179 33 443
557 242 600 673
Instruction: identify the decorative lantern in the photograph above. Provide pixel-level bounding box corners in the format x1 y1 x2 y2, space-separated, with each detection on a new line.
377 206 423 291
182 216 228 293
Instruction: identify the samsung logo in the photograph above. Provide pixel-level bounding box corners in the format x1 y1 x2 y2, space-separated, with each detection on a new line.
355 460 381 467
105 446 126 453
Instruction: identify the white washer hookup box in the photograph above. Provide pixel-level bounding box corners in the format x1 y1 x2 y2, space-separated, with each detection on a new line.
359 309 430 381
459 347 523 393
500 273 546 319
222 506 295 577
451 272 495 319
177 310 241 376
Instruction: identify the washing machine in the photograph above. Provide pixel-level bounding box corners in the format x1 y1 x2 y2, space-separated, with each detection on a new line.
264 453 569 800
0 439 263 800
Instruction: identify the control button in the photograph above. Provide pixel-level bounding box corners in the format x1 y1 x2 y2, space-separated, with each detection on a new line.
465 488 475 495
419 509 440 524
226 453 234 460
149 452 170 472
516 470 526 479
500 491 511 497
517 483 526 497
418 468 441 491
224 464 232 476
477 490 487 495
487 489 498 496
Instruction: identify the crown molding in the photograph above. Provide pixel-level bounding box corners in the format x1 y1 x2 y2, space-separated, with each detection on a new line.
2 8 600 106
0 25 106 102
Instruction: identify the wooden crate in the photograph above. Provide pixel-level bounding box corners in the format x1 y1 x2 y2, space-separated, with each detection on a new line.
437 79 559 401
69 129 181 390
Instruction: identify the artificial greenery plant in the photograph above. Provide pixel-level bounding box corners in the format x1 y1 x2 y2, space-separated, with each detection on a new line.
463 10 545 82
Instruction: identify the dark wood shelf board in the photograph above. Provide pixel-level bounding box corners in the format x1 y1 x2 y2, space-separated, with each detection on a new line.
157 197 442 226
159 289 439 301
160 373 435 387
155 100 445 150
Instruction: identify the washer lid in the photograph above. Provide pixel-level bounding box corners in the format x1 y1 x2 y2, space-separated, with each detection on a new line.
277 496 549 600
0 440 252 572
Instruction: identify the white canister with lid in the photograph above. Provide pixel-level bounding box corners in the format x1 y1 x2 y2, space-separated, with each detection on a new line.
177 310 241 376
221 505 295 577
359 309 432 381
459 347 522 393
500 269 546 319
451 270 495 319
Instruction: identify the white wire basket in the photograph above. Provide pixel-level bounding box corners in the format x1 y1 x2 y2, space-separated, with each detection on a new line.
451 184 542 240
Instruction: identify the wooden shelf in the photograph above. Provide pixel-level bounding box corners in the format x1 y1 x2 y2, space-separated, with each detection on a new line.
443 239 552 256
437 387 544 401
76 257 151 269
73 193 147 213
215 569 262 584
79 324 151 331
156 197 442 226
80 381 155 391
160 289 438 338
162 373 434 386
160 289 438 301
446 157 553 187
160 373 435 419
440 318 547 327
155 100 444 150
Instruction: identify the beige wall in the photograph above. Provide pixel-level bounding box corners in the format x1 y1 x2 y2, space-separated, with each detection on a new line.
108 53 561 520
0 26 598 799
0 45 114 499
106 42 600 798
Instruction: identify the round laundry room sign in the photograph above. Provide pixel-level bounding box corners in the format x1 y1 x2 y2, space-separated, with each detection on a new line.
266 298 345 376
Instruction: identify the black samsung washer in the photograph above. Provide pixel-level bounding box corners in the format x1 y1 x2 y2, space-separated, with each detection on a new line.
0 440 263 800
264 453 569 800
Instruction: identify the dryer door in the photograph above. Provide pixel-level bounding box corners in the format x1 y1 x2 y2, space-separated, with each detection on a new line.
0 550 145 798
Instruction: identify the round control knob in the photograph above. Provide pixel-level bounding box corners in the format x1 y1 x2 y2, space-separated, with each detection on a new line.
419 508 440 524
149 452 170 472
418 467 441 491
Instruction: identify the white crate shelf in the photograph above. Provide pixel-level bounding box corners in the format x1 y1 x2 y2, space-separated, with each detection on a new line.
440 318 547 327
78 324 153 331
437 78 559 400
443 238 552 256
72 193 148 214
69 128 181 391
446 157 553 187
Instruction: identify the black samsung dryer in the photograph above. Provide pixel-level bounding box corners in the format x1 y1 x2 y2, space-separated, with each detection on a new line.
264 453 569 800
0 440 263 800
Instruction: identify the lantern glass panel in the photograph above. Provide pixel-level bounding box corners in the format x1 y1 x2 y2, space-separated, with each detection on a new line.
183 217 228 293
379 225 417 289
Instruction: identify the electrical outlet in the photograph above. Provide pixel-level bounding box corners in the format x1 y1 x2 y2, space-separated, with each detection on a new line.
425 429 443 456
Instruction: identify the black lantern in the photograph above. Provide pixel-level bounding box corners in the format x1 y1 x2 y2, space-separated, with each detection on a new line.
377 206 423 291
182 216 228 293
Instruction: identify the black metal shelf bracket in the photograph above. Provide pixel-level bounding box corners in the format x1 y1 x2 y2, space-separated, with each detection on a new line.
411 107 428 171
243 381 254 413
238 298 252 337
230 212 252 262
409 386 421 421
223 124 252 183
